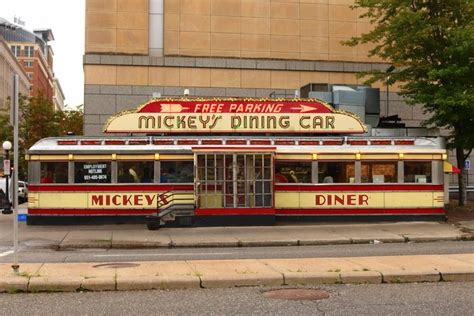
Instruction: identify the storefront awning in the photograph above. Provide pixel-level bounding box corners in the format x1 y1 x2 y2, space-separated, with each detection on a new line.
443 161 461 174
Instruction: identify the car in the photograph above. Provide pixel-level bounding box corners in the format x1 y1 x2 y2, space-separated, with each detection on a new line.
18 181 28 204
0 179 28 204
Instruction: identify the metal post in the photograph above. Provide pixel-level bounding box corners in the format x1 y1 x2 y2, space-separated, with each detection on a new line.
2 149 11 214
386 82 389 117
5 162 9 212
12 74 19 273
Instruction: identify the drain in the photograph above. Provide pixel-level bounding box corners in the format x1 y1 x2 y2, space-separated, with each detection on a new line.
263 288 330 301
93 262 140 269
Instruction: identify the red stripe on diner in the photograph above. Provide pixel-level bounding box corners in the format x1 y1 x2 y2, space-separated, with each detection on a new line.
81 140 101 145
299 141 319 145
276 208 445 215
275 184 443 191
225 140 247 145
29 184 194 192
195 208 275 216
201 140 222 145
57 140 78 145
153 140 174 145
192 146 277 150
28 209 155 215
104 140 126 145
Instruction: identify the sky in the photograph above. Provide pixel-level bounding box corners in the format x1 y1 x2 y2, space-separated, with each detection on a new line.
2 0 85 109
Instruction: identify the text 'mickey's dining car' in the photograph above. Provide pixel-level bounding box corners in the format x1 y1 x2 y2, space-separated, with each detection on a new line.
26 98 455 228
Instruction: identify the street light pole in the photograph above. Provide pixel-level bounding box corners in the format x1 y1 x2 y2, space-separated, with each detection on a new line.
2 141 12 215
386 78 390 117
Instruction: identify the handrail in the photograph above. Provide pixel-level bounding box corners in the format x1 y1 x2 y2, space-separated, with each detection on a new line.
157 190 195 218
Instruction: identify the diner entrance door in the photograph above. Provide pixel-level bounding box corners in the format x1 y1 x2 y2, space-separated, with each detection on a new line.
195 153 273 209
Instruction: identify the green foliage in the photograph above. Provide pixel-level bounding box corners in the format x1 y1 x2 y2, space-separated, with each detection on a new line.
0 95 84 178
345 0 474 149
345 0 474 205
57 105 84 137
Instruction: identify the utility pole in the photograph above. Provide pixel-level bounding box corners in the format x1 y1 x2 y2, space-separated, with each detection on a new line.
11 74 19 273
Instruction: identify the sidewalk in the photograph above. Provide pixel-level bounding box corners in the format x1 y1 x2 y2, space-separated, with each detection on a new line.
0 218 472 249
1 212 473 293
1 253 473 293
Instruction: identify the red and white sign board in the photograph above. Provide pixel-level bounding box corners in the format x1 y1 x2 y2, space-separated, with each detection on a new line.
104 98 367 134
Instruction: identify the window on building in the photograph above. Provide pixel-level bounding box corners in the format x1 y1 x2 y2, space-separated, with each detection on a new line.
27 73 33 80
24 60 33 68
74 162 111 183
275 161 312 183
10 45 21 57
404 161 432 183
160 161 193 183
40 162 68 183
25 46 34 57
318 161 355 183
361 161 398 183
117 161 154 183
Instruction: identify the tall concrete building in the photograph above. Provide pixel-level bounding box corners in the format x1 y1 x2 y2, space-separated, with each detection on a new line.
83 0 471 190
83 0 427 134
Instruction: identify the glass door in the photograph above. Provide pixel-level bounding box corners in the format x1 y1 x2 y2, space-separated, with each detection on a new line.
195 153 273 208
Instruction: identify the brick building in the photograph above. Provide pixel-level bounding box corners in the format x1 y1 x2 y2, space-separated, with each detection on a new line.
0 35 30 111
0 17 56 105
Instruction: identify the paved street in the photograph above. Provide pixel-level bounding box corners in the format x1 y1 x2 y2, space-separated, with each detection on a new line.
1 240 473 264
1 282 473 315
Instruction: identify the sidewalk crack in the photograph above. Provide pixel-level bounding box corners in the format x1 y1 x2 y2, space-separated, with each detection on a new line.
57 231 70 250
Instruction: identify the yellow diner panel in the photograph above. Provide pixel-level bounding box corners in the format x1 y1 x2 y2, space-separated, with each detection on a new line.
275 154 312 161
160 154 194 160
275 190 443 209
36 193 88 209
384 192 434 208
116 154 155 160
29 191 195 210
29 155 69 161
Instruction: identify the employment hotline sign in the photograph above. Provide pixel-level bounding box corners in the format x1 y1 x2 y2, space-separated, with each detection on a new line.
104 98 367 134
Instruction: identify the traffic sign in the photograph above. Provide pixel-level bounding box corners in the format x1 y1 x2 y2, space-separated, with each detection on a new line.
3 160 10 176
465 160 471 170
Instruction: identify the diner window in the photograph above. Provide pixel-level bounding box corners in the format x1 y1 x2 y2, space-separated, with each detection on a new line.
361 161 398 183
404 161 432 183
275 161 312 183
117 161 154 183
74 162 111 183
160 161 193 183
40 162 68 183
318 161 355 183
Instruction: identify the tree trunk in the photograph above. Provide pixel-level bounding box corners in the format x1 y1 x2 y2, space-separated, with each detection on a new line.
456 146 467 206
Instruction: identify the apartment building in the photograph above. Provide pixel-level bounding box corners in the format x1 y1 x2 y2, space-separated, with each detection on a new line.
0 17 56 104
0 36 29 111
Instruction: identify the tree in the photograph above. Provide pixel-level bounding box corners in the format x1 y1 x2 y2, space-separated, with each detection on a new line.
0 94 84 179
57 105 84 136
344 0 474 206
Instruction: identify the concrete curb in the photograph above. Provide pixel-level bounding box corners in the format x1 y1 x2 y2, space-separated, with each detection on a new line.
55 235 473 250
1 254 473 293
2 270 473 293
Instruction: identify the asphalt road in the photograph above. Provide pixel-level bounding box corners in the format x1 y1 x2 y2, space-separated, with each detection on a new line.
1 240 473 263
1 282 473 315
